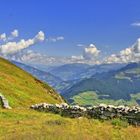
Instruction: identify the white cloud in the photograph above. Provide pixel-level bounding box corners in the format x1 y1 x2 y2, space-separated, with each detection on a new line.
47 36 64 42
35 31 45 42
4 29 140 66
56 36 64 40
9 50 66 65
131 22 140 27
104 38 140 63
71 55 84 60
77 44 85 47
0 33 6 41
83 44 100 60
0 29 19 42
0 31 45 55
0 39 34 55
11 29 18 37
68 44 101 64
9 49 100 65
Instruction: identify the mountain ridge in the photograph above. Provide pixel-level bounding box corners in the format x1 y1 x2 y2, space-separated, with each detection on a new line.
62 62 140 105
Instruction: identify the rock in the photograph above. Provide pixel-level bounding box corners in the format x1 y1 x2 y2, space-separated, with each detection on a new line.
99 103 107 108
0 93 12 109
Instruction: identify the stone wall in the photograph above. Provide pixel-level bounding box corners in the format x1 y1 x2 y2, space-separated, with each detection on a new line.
31 103 140 126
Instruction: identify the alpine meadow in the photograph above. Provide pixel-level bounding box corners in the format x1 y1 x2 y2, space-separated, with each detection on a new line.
0 1 140 140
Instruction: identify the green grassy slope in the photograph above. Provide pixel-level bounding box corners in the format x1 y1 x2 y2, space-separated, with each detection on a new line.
0 109 140 140
0 57 64 108
72 91 140 106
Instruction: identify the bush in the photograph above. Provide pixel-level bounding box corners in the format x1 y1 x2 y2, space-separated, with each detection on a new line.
111 118 129 128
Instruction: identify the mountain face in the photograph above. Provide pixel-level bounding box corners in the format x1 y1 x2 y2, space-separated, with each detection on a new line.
15 62 125 93
0 57 64 108
48 63 91 81
12 61 80 93
71 63 126 80
12 61 63 88
48 63 125 81
62 62 140 105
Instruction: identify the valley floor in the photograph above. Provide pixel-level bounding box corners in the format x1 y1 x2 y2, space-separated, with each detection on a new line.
0 109 140 140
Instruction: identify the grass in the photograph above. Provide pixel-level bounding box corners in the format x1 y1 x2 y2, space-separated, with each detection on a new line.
72 91 140 106
0 109 140 140
0 57 140 140
0 57 64 108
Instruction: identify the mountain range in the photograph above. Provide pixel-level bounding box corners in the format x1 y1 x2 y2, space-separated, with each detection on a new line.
10 60 140 106
62 62 140 106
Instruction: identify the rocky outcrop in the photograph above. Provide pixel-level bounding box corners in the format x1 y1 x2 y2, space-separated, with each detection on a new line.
31 103 140 125
0 93 12 109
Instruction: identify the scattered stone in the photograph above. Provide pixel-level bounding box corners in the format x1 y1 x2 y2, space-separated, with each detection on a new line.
0 93 12 109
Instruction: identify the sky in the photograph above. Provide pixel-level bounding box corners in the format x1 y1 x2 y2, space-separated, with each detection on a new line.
0 0 140 65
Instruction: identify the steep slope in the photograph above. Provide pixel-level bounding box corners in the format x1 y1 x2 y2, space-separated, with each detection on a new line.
12 61 63 87
62 62 140 105
20 63 125 93
0 57 64 108
11 61 75 93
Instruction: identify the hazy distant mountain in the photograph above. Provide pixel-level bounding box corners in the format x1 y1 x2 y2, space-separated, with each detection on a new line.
62 62 140 105
12 61 129 98
73 63 126 79
48 63 125 81
48 63 91 81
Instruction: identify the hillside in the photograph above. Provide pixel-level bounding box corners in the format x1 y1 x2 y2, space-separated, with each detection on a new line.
20 63 125 93
62 62 140 106
1 109 140 140
11 61 76 93
12 61 63 88
0 57 64 108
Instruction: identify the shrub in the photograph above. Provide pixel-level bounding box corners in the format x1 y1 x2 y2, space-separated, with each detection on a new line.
111 118 129 128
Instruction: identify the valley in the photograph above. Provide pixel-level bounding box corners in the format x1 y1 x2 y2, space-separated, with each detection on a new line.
1 1 140 139
0 54 140 140
16 61 140 106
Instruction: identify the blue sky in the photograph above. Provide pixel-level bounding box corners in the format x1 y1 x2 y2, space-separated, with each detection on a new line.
0 0 140 59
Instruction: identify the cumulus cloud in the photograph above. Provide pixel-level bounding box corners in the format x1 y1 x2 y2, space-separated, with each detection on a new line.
0 31 45 55
35 31 45 42
131 22 140 27
69 44 101 64
9 49 67 65
0 39 34 55
104 38 140 63
11 29 18 37
9 49 99 65
0 29 19 42
83 44 100 60
8 43 101 65
0 33 6 41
